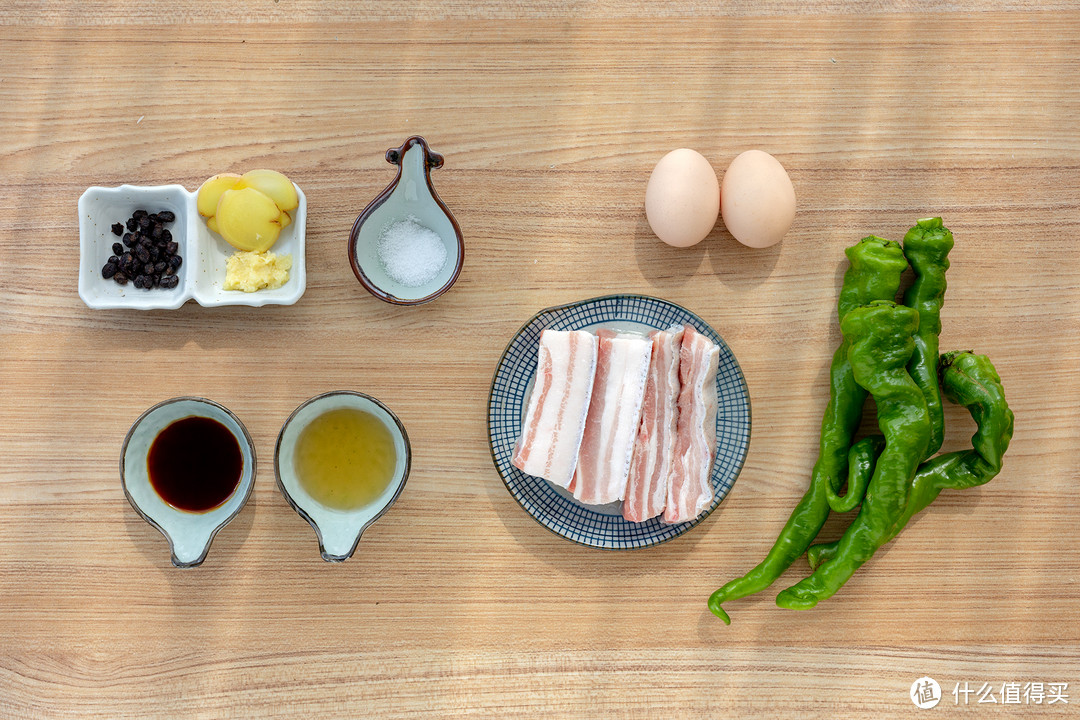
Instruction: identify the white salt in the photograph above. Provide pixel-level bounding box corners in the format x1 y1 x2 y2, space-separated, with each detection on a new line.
376 216 448 288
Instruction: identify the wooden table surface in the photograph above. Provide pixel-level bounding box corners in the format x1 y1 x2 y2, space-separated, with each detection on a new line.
2 3 1078 717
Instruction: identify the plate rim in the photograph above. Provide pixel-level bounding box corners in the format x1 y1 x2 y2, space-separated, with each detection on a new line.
487 293 752 550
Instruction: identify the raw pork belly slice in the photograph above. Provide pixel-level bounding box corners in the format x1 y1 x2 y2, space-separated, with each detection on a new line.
512 329 599 488
623 326 684 522
664 325 720 524
571 329 652 505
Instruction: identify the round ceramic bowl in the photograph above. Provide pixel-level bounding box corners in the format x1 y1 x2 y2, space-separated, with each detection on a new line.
121 397 257 567
348 136 464 305
275 391 411 562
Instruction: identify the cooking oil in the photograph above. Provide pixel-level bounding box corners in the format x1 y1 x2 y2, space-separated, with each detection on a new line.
294 407 397 511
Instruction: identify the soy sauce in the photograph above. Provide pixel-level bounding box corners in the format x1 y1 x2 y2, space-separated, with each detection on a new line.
148 416 242 512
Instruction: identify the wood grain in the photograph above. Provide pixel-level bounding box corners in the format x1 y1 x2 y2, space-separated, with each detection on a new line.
1 6 1078 718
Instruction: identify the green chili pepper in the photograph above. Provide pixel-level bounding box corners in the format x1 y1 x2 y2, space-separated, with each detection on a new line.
807 351 1013 570
707 238 907 624
775 300 930 610
826 435 885 514
898 217 953 456
825 219 953 513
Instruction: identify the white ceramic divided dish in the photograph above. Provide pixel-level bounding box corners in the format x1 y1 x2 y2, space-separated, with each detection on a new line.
275 391 411 562
121 397 256 567
78 183 306 309
78 185 192 310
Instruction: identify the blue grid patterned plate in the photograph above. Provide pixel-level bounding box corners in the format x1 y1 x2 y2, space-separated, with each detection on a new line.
487 294 751 550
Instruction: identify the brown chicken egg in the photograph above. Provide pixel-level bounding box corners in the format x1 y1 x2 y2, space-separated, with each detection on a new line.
645 149 720 248
720 150 796 248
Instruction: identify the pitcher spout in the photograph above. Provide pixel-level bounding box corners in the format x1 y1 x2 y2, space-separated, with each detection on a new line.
317 523 366 563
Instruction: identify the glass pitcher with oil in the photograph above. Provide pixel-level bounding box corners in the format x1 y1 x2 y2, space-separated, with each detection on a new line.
275 391 411 561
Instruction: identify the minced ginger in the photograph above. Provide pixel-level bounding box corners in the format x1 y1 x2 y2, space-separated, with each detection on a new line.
224 251 293 292
222 249 291 291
